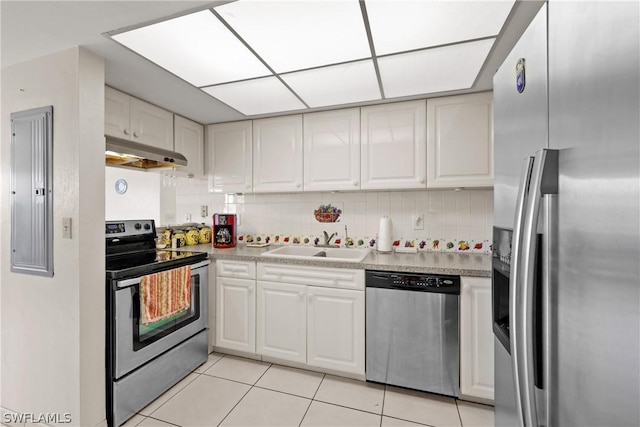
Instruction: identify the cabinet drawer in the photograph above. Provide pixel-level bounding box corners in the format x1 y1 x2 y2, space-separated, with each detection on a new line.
257 263 364 290
216 260 256 279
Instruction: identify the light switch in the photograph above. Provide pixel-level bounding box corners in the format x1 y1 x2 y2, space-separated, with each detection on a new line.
412 214 424 230
62 217 72 239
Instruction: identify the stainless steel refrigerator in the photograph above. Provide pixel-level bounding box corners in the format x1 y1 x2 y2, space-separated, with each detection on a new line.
492 2 639 426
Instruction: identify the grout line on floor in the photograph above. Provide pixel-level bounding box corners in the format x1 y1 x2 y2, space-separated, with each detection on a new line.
199 369 269 387
298 373 326 427
146 415 181 427
380 385 386 427
253 384 318 401
297 397 314 427
310 373 326 400
252 362 273 385
455 399 464 427
138 372 200 418
312 399 385 417
381 414 435 427
215 381 256 427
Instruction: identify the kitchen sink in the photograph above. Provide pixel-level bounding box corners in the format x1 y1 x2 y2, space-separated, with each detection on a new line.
261 246 370 263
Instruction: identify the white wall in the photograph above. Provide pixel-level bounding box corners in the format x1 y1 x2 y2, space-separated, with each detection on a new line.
173 178 493 250
1 47 105 426
105 167 177 226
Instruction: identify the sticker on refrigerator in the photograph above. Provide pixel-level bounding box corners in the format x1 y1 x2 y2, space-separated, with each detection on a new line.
516 58 526 93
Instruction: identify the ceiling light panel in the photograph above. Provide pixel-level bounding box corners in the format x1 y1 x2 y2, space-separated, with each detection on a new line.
366 0 515 55
281 60 381 108
112 10 270 87
202 77 306 116
378 39 495 98
215 0 371 73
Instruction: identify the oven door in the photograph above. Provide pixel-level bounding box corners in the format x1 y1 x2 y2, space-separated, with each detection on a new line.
112 260 209 379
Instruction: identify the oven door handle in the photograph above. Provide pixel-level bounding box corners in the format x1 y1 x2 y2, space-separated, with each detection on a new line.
116 277 141 289
115 260 210 288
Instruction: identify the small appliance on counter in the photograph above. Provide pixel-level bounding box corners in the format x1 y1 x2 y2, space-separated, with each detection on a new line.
213 213 236 248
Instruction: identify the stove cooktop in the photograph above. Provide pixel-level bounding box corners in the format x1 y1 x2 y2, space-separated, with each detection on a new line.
106 249 208 280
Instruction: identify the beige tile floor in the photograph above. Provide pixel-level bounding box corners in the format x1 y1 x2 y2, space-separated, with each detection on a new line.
123 353 494 427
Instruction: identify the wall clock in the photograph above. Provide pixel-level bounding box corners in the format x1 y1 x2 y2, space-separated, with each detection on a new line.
115 178 128 195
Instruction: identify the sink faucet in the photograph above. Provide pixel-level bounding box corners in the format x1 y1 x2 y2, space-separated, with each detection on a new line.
323 230 337 246
344 225 350 248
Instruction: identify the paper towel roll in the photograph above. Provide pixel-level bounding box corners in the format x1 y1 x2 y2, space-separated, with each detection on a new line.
377 216 392 253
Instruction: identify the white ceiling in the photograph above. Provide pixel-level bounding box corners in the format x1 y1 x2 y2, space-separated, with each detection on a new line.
1 0 544 125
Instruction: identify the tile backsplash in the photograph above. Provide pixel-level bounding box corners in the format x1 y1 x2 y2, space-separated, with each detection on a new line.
173 178 493 250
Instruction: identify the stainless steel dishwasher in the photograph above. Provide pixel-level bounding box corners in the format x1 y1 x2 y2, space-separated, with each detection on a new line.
365 270 460 397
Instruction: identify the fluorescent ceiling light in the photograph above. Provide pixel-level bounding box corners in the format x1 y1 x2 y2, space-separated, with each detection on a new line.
112 10 270 87
202 77 306 116
215 0 371 73
378 39 495 98
366 1 515 55
281 60 381 108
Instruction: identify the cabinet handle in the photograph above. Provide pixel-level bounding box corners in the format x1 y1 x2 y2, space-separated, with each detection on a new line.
419 178 425 184
133 131 139 138
123 129 130 136
296 183 301 188
353 180 359 186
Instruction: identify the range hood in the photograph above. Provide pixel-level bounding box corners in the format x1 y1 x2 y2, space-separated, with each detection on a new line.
105 135 187 170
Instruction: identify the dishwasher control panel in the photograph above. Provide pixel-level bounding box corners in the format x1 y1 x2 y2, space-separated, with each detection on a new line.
365 270 460 294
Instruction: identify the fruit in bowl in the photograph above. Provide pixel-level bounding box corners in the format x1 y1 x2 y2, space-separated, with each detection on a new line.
314 204 342 223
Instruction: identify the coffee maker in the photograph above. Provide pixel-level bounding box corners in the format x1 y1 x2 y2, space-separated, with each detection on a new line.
213 214 237 248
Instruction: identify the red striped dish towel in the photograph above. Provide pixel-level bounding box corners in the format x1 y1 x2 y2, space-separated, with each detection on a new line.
140 266 192 326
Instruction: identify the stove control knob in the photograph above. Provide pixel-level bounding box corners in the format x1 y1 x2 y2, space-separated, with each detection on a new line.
144 224 151 230
134 223 142 230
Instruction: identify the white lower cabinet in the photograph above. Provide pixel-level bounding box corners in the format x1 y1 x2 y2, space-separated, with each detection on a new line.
256 263 365 376
460 276 494 401
307 286 364 374
216 275 256 354
256 281 307 363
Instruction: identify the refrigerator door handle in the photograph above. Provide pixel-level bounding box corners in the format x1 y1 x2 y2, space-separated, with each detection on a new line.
510 155 535 427
520 149 558 427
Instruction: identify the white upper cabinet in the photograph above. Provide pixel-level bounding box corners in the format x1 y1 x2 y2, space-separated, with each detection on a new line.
174 115 204 178
253 115 303 193
303 108 360 191
207 121 253 193
361 100 427 190
426 92 494 188
105 87 131 140
105 86 174 151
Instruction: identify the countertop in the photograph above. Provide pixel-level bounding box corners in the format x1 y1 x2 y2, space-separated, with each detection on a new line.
187 244 492 278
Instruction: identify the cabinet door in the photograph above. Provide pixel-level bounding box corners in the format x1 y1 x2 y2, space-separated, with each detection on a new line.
208 264 216 352
105 86 131 139
253 115 303 192
256 281 306 363
207 121 253 193
130 97 174 151
307 286 364 375
460 276 494 400
174 115 204 178
215 276 255 353
303 108 360 191
427 92 493 188
361 100 427 190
